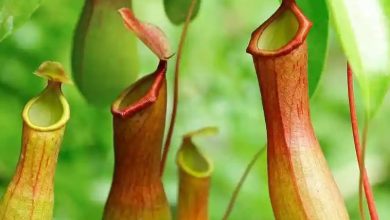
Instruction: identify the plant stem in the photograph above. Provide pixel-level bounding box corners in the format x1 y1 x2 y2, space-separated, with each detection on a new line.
222 147 266 220
358 118 369 220
160 0 197 176
358 181 366 220
347 64 378 220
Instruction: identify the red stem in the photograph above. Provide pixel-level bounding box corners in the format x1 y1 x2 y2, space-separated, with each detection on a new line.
160 0 198 176
347 64 378 220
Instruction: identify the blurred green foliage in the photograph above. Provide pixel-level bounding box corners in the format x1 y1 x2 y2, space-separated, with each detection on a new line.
0 0 42 41
0 0 389 219
327 0 390 119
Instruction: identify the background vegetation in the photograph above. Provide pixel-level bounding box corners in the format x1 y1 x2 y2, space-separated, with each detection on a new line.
0 0 389 219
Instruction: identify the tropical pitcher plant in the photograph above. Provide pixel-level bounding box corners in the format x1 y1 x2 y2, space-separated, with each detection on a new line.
1 0 389 219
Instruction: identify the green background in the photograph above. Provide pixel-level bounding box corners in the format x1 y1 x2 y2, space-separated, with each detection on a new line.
0 0 389 219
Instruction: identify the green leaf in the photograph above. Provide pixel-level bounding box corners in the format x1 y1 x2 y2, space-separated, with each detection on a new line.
163 0 201 25
0 0 42 42
327 0 390 118
296 0 330 97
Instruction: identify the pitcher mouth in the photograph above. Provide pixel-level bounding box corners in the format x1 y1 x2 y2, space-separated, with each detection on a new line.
246 1 311 57
23 82 70 132
111 60 167 118
177 138 213 178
